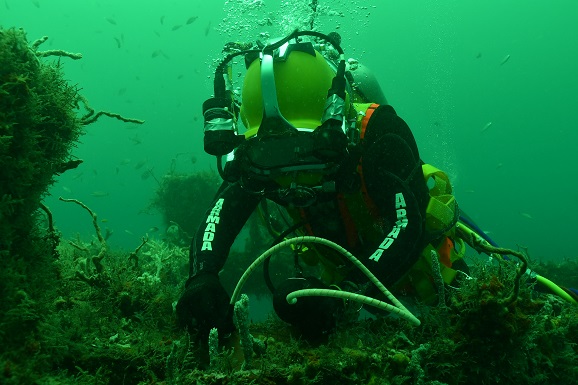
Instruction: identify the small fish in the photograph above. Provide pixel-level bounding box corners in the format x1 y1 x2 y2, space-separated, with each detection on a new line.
90 191 109 197
186 16 198 25
31 0 39 8
134 159 147 170
105 17 117 25
171 24 182 31
72 172 83 180
142 166 155 180
147 226 159 233
101 219 109 223
475 52 482 59
62 186 71 193
113 36 121 48
520 212 533 219
118 87 126 95
5 0 10 10
124 229 134 235
154 30 161 38
129 135 142 145
160 15 165 25
177 74 184 79
120 158 131 165
152 50 160 58
204 21 211 36
496 163 503 169
481 121 492 133
500 54 510 66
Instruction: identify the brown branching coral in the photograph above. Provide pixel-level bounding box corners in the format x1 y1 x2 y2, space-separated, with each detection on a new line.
58 197 108 282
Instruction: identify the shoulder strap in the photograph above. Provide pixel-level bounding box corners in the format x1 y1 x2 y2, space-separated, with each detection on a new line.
356 103 380 142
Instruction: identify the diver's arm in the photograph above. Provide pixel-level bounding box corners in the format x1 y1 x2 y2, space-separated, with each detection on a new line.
176 182 260 337
189 181 261 277
360 105 430 285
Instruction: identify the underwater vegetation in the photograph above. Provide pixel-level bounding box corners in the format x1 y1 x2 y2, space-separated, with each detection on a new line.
148 171 222 245
0 27 83 256
1 214 577 385
0 26 85 373
0 25 143 384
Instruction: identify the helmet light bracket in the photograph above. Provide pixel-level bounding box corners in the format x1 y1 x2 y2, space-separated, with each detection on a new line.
258 52 298 138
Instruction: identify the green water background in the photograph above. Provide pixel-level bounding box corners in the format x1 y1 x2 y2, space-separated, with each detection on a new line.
2 0 577 262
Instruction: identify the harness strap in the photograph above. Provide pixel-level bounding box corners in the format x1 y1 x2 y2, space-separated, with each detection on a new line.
332 103 382 248
354 103 381 224
360 103 379 139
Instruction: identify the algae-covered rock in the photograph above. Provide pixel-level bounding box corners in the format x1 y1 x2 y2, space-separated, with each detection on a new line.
0 27 83 255
0 26 84 377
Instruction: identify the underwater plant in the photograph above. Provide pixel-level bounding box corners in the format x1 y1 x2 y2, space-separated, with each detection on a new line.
0 26 144 383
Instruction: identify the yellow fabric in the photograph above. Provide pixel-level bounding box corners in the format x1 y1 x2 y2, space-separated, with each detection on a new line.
354 102 375 127
422 164 458 234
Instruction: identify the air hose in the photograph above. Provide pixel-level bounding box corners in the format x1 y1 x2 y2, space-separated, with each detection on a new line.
457 220 578 305
535 275 578 304
230 236 421 326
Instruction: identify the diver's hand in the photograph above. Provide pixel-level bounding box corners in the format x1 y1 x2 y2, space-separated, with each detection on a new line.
176 273 232 338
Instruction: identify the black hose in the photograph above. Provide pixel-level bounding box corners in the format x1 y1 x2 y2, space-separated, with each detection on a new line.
263 221 307 293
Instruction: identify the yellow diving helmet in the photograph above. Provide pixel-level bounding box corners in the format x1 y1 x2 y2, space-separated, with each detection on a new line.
240 46 338 138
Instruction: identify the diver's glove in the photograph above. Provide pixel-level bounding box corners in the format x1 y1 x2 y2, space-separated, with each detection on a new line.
176 272 234 339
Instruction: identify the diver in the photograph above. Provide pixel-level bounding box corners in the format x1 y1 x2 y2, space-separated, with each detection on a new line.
175 30 577 351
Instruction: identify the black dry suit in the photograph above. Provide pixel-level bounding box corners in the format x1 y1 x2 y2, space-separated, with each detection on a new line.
187 104 431 330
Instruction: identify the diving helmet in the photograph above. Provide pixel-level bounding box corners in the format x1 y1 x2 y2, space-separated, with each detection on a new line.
202 31 353 207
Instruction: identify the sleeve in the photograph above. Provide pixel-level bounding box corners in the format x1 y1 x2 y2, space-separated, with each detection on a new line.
359 104 431 286
189 181 261 277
